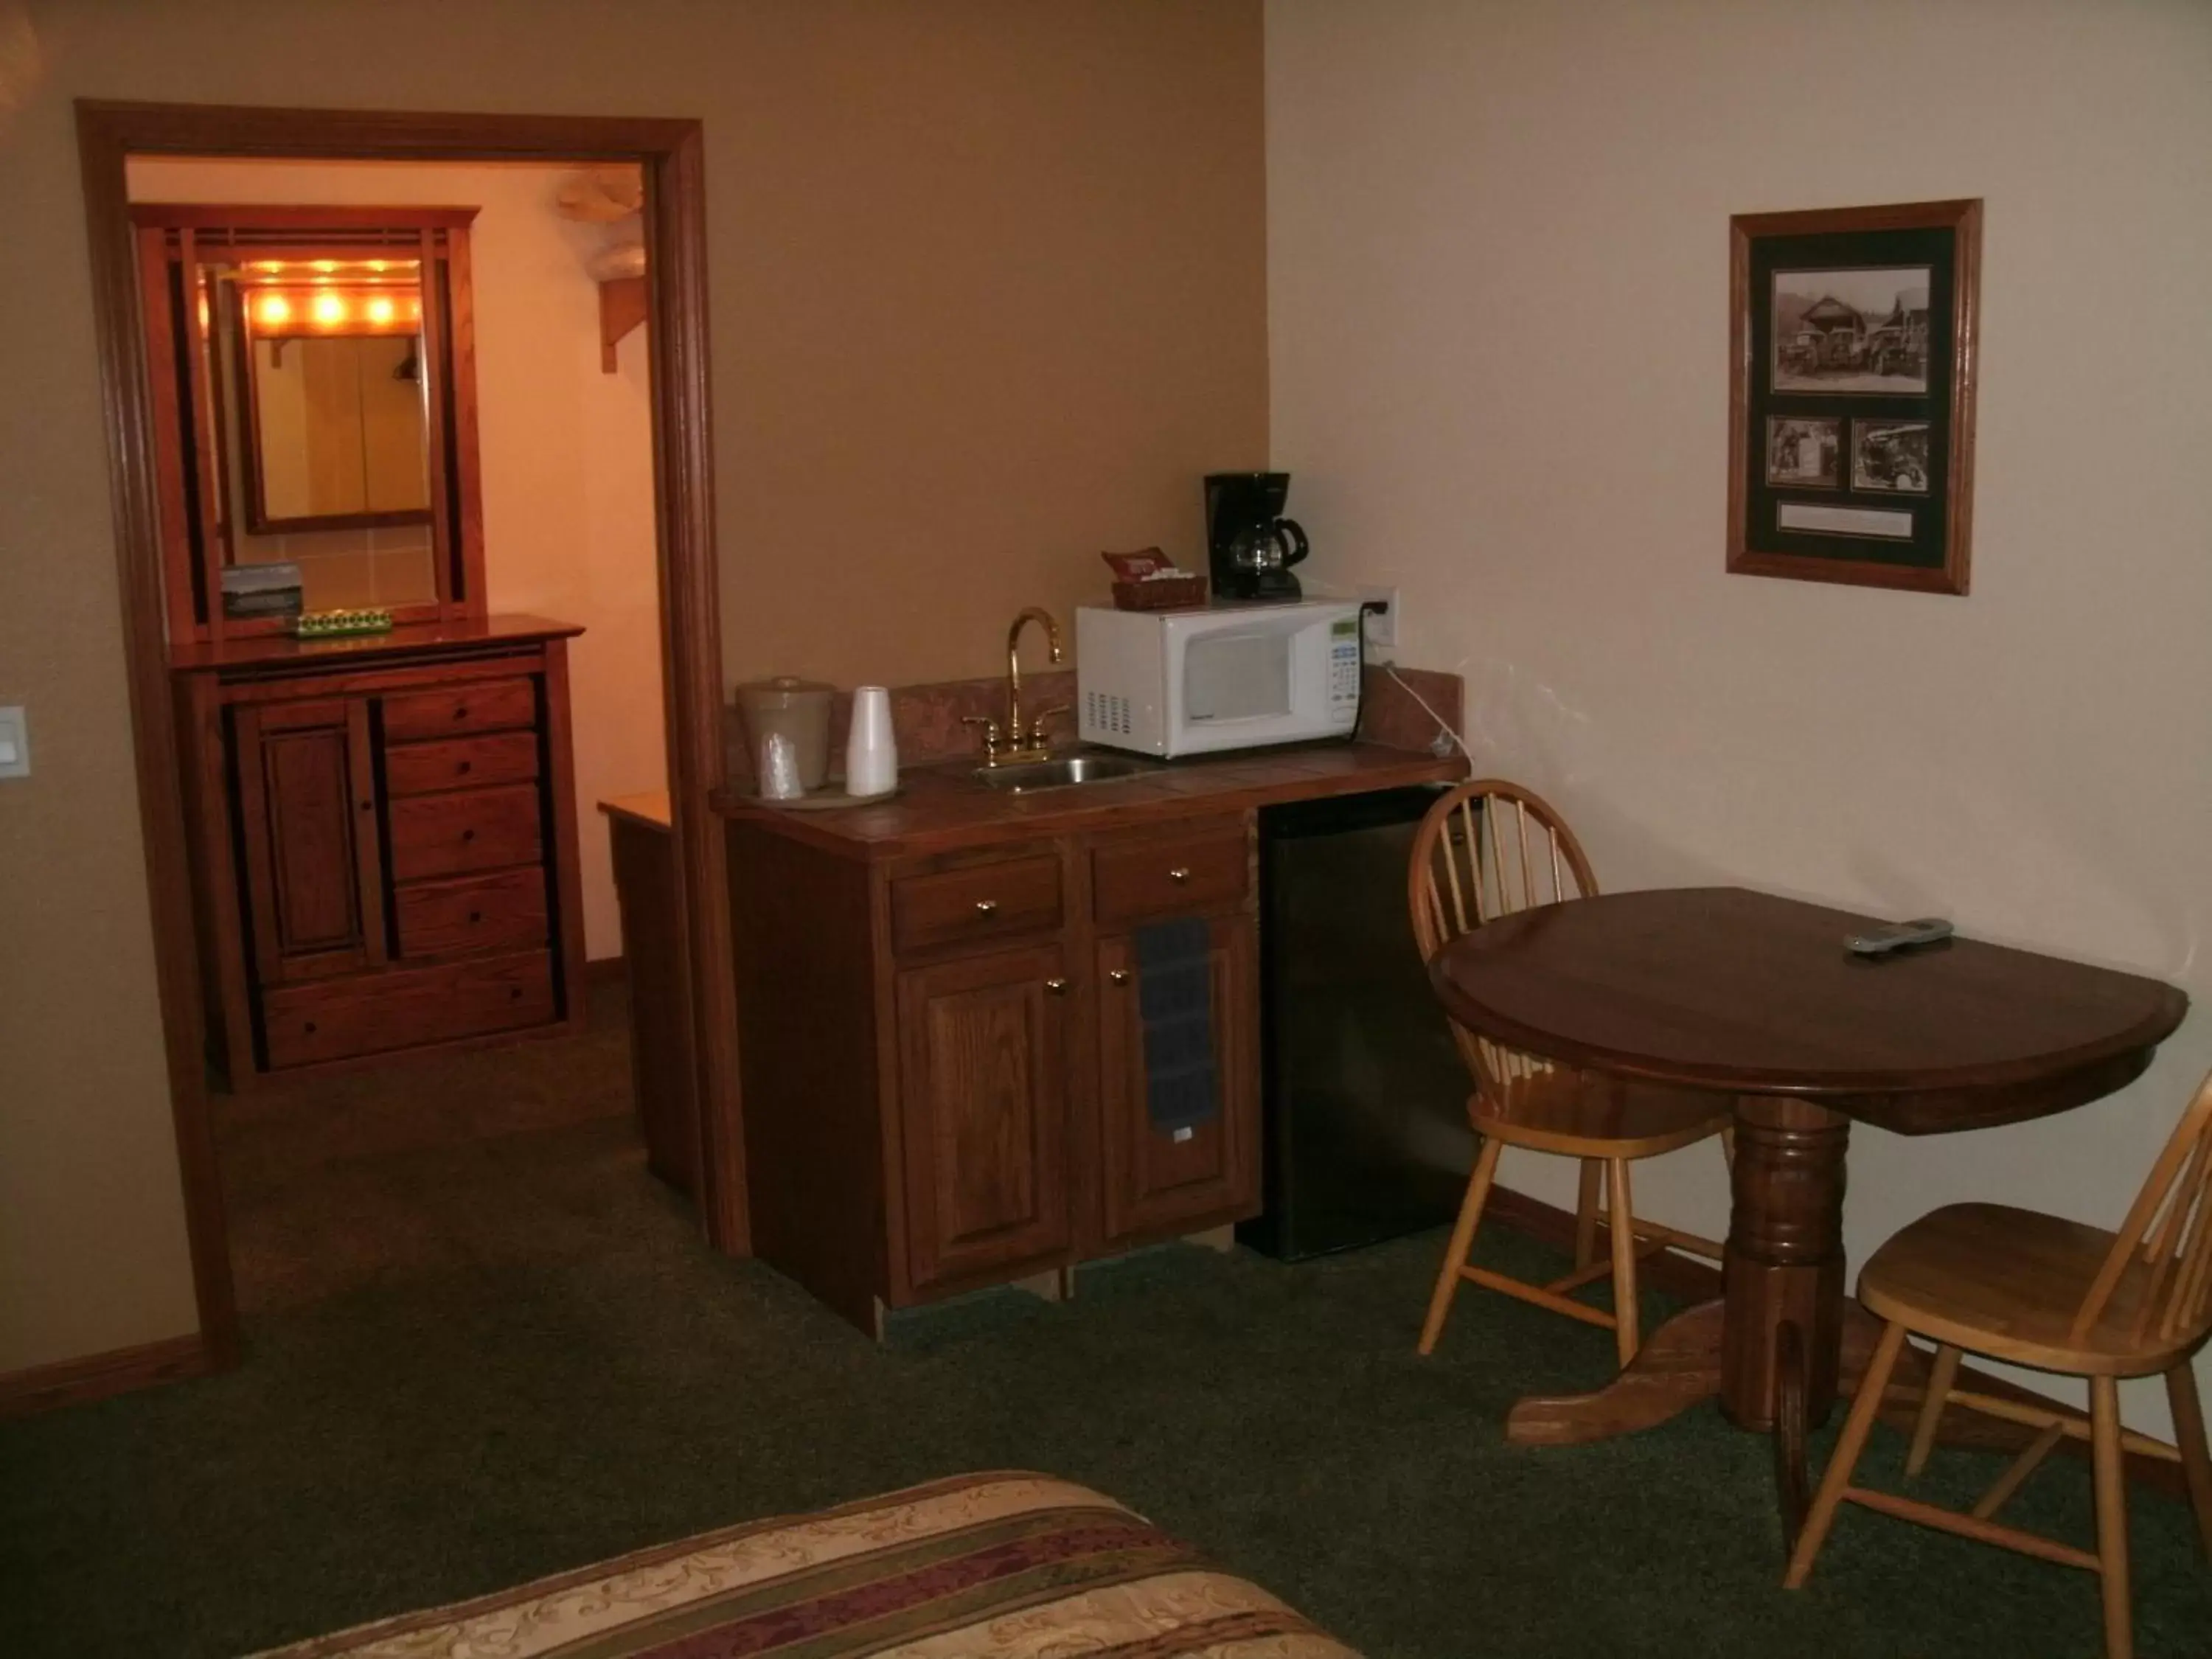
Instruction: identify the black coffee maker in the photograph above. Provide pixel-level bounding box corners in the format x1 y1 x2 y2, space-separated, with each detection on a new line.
1205 472 1310 602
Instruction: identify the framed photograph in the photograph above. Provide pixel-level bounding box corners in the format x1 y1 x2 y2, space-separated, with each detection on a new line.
1851 419 1932 493
1728 199 1980 594
1765 417 1842 488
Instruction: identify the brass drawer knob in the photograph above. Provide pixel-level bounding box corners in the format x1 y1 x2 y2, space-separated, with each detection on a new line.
1044 977 1068 995
974 899 998 916
1107 968 1131 985
1169 866 1191 883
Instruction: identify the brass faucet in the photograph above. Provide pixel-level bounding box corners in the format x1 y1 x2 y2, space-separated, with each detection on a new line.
965 606 1067 767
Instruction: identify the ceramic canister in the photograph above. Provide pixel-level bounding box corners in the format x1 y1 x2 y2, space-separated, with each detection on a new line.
735 675 834 792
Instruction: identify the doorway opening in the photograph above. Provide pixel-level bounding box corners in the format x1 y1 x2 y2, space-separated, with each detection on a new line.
77 103 748 1373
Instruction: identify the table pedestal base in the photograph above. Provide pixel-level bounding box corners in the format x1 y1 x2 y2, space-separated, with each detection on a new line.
1504 1298 1927 1548
1505 1096 1919 1551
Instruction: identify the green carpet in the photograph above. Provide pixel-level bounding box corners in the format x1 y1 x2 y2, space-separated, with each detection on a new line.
3 986 2207 1657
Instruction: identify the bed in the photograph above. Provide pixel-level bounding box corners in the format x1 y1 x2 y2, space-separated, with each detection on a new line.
251 1471 1360 1658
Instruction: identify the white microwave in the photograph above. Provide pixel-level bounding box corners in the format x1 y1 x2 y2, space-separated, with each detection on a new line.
1075 599 1363 758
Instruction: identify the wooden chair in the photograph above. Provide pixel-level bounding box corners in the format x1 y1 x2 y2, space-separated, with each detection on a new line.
1408 779 1733 1366
1786 1068 2212 1659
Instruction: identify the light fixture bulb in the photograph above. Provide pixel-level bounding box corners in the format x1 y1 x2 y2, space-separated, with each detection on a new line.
313 292 346 326
258 294 293 327
366 296 396 325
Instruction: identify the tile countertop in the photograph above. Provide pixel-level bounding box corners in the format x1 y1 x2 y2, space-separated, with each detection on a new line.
712 741 1470 862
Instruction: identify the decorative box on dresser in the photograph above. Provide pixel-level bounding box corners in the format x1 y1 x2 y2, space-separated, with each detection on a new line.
173 618 589 1085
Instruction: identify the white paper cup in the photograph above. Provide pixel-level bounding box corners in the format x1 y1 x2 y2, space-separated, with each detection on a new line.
844 685 899 798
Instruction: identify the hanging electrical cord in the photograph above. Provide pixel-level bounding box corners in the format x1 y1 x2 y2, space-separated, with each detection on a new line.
1351 598 1471 759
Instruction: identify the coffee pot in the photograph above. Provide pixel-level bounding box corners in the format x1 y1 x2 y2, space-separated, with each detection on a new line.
1205 472 1309 602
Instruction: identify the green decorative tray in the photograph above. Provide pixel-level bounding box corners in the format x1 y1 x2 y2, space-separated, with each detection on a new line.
293 608 395 639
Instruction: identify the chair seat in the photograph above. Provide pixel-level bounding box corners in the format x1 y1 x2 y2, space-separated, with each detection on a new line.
1471 1068 1731 1158
1860 1201 2208 1377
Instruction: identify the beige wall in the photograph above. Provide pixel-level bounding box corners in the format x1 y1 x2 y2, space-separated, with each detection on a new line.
1267 0 2212 1430
0 0 1265 1374
130 158 666 961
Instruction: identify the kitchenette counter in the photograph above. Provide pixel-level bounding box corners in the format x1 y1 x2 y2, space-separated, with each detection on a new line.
712 740 1467 861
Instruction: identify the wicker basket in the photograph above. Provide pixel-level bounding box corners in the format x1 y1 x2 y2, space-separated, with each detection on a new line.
1111 574 1208 611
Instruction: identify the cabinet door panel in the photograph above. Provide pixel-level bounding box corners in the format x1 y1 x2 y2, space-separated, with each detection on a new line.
896 944 1071 1290
233 698 386 984
1096 914 1259 1246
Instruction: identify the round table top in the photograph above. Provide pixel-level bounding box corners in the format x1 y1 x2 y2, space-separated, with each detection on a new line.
1429 886 2188 1135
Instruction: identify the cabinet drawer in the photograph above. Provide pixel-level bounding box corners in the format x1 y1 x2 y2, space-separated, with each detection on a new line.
380 677 538 742
891 855 1062 956
261 951 554 1070
384 731 540 796
388 784 543 882
394 867 549 959
1091 818 1248 926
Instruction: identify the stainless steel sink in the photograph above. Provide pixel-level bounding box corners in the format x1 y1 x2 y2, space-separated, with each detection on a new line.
972 752 1161 793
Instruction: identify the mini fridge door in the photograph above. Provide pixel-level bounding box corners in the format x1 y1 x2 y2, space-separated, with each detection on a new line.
1241 787 1475 1261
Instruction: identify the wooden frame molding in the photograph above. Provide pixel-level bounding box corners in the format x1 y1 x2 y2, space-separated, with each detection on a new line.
74 100 748 1385
0 1334 211 1420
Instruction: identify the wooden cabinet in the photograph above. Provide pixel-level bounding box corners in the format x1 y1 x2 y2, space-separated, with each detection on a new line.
174 619 586 1085
729 809 1262 1332
895 943 1074 1290
232 698 386 984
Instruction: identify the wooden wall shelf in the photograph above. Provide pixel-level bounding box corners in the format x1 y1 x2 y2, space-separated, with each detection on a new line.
598 275 647 373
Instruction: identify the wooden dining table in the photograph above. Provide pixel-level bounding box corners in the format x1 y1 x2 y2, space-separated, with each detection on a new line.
1428 886 2188 1546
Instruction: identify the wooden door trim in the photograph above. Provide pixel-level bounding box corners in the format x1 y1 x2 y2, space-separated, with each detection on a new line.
74 100 747 1381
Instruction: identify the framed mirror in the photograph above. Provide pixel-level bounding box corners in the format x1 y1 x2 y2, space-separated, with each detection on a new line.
131 204 484 641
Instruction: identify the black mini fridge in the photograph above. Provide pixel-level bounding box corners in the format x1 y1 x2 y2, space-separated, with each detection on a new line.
1237 785 1476 1260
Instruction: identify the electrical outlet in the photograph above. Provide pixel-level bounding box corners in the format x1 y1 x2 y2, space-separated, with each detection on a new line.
1357 586 1400 655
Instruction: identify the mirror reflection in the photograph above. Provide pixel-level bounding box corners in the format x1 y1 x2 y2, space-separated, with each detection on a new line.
231 262 430 530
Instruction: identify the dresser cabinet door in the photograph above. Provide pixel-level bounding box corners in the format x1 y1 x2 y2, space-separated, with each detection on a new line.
232 697 386 984
895 943 1073 1290
1095 913 1259 1248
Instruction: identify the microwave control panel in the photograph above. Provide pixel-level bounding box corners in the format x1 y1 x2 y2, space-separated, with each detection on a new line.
1328 618 1361 718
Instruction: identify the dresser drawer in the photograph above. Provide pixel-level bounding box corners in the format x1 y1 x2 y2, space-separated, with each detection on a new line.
388 784 543 883
384 731 540 797
1091 817 1248 926
394 867 549 959
261 951 555 1070
891 855 1062 956
381 677 538 742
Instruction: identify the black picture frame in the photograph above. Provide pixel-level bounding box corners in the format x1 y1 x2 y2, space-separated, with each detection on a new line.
1728 200 1980 595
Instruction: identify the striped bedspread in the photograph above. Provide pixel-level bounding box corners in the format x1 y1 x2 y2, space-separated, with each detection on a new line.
251 1472 1359 1658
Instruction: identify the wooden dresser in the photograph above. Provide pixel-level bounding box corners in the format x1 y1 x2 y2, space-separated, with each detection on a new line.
173 617 588 1085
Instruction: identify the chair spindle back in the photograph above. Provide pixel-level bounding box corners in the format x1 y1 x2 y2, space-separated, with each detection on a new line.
2075 1069 2212 1346
1407 779 1598 1100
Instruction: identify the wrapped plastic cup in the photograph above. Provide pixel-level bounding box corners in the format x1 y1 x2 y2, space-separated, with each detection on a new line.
759 731 804 800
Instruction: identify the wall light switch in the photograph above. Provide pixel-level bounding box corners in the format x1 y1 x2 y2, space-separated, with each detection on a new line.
0 706 29 779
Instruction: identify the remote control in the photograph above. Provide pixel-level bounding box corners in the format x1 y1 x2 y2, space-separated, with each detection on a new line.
1846 917 1954 956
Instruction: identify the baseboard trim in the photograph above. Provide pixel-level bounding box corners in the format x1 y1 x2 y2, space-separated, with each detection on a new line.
0 1332 212 1419
1481 1183 2188 1502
